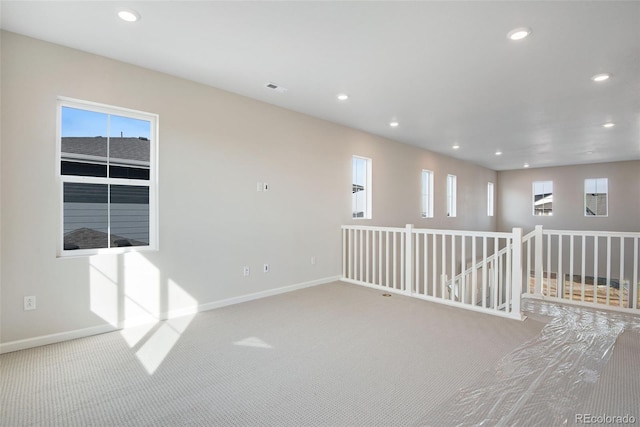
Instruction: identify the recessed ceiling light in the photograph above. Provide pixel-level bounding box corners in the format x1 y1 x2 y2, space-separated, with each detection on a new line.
337 93 349 101
118 8 141 22
603 122 615 128
591 73 611 83
495 151 503 156
452 144 460 150
389 121 399 128
523 163 530 168
587 151 594 155
507 27 532 41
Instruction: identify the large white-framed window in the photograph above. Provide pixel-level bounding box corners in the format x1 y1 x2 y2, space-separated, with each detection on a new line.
533 180 553 216
584 178 608 217
58 97 158 256
352 155 372 219
487 182 495 217
446 174 457 217
421 169 434 218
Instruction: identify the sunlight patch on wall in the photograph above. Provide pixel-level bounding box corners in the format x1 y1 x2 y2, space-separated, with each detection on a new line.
123 252 160 327
167 278 198 318
89 256 119 327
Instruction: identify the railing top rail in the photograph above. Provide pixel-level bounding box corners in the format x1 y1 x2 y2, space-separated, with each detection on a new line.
522 230 536 242
412 228 514 238
341 224 515 238
543 229 640 238
341 225 404 232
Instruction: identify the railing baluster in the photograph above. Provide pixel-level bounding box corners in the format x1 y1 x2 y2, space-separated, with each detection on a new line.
450 235 456 301
629 237 640 309
594 235 599 305
534 225 543 294
525 239 535 294
495 237 499 307
581 235 586 303
569 235 574 303
372 230 377 285
416 232 421 294
482 237 488 308
400 231 405 291
506 238 512 312
606 236 611 306
424 233 428 296
618 237 624 308
461 236 466 303
364 230 369 283
393 231 398 290
378 230 383 286
557 234 563 299
404 225 412 295
386 231 390 288
348 229 353 280
342 228 347 279
432 234 437 297
442 234 446 300
357 229 362 281
546 233 551 296
634 237 638 310
472 236 477 306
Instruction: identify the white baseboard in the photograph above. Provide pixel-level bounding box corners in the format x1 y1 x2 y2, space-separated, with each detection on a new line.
0 276 340 354
0 324 119 354
193 275 341 314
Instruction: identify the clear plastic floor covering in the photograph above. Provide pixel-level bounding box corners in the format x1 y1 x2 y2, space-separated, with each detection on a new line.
420 299 640 426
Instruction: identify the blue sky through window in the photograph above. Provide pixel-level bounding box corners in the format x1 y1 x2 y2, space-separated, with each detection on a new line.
62 107 150 139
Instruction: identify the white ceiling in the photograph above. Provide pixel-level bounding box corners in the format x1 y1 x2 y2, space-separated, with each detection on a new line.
1 1 639 171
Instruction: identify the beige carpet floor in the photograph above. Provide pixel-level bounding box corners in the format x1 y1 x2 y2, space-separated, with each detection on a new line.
1 281 638 426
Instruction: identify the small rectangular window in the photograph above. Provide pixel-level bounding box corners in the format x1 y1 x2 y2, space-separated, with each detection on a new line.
585 178 608 216
421 169 434 218
58 98 157 255
352 156 372 219
487 182 494 217
533 181 553 216
447 174 457 217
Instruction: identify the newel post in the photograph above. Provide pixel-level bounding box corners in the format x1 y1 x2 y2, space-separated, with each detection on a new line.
534 225 543 295
511 227 523 316
405 224 414 296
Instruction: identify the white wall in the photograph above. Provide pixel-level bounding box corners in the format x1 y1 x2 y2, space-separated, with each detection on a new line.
0 31 496 346
497 161 640 233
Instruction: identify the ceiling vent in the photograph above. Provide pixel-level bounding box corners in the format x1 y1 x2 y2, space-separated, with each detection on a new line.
264 82 288 93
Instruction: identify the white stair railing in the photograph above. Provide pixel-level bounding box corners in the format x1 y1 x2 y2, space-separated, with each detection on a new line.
522 226 639 312
341 225 524 320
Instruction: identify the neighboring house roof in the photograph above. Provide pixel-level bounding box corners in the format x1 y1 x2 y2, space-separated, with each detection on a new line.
534 193 553 206
61 137 150 165
63 227 147 250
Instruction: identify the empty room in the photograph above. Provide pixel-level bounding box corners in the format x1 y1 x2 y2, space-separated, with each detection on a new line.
1 1 639 426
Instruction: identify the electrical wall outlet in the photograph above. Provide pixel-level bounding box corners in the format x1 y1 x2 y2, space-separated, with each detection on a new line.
311 256 316 265
257 182 263 192
24 296 36 311
243 266 250 277
263 263 270 273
